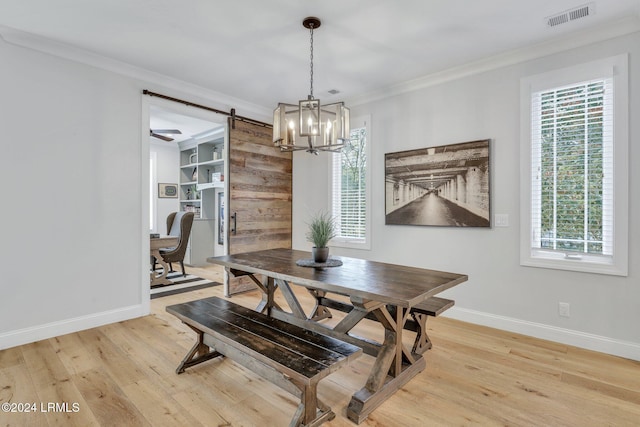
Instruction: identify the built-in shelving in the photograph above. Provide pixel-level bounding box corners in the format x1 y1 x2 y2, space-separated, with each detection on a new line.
196 141 225 191
178 129 225 219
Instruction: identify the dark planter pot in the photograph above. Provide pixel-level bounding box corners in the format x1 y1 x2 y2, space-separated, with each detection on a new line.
312 246 330 263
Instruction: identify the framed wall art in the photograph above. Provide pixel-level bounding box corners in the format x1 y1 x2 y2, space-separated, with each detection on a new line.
385 139 491 227
158 183 179 198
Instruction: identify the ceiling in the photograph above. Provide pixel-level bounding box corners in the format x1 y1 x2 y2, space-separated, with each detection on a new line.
150 105 222 143
1 0 639 111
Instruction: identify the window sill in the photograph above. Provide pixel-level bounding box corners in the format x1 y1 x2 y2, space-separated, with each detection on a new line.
520 253 627 276
331 238 371 251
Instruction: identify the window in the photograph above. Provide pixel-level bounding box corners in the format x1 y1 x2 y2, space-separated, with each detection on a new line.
330 116 371 249
520 55 628 275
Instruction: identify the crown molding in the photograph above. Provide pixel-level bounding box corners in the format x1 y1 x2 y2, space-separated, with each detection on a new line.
348 15 640 107
2 14 638 116
0 24 272 122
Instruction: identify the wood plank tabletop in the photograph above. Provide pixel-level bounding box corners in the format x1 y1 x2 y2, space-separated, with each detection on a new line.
208 248 467 307
150 235 178 250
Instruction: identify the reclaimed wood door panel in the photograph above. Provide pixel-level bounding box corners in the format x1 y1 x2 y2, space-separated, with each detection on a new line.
227 119 292 295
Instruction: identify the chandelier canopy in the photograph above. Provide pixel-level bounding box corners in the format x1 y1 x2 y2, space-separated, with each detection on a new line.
273 17 350 155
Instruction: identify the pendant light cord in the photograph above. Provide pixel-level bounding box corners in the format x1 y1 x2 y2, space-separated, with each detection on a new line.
309 23 314 99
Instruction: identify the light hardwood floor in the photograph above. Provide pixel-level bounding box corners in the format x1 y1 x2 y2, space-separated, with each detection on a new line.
1 264 639 426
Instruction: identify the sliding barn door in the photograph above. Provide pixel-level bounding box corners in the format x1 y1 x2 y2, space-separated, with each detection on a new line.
226 119 292 295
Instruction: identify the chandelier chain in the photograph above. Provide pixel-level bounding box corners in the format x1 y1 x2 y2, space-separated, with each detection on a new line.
309 24 314 98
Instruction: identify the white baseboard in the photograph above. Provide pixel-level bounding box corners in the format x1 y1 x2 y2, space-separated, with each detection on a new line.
4 304 638 362
445 307 640 362
0 305 148 350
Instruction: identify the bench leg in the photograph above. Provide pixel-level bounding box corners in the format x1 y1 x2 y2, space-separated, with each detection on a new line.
411 312 432 355
291 382 335 427
176 328 222 374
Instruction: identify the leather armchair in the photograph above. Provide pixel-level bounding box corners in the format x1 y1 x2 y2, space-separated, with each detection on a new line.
154 211 195 277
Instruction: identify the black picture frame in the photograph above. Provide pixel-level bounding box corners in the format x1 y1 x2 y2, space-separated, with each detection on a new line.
385 139 491 227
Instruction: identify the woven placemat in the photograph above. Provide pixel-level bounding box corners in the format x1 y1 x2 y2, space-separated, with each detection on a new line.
296 258 343 268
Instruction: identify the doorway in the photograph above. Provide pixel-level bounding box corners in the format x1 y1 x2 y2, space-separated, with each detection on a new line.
141 95 228 306
141 94 292 301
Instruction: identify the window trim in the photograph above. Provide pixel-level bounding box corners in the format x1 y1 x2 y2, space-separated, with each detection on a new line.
519 54 629 276
329 115 371 250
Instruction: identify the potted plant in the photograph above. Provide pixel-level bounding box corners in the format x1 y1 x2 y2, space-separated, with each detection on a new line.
306 211 337 263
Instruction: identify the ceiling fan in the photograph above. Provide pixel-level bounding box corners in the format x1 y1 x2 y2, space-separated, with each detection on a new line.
150 129 182 141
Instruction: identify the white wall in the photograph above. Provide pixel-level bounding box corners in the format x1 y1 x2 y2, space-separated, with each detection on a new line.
293 31 640 360
0 30 269 349
150 141 180 233
0 34 145 342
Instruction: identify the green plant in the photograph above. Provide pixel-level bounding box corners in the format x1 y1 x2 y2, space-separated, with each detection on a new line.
306 211 337 248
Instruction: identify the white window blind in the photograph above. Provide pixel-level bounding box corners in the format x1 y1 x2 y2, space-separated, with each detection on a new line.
530 77 613 258
331 120 369 248
520 54 628 276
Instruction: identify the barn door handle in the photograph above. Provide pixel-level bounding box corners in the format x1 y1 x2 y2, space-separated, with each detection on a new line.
231 212 237 235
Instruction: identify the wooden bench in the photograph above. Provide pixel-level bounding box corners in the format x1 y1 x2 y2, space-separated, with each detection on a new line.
408 296 455 354
166 296 362 427
311 294 454 355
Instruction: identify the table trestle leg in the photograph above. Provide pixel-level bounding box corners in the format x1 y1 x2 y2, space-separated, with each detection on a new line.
307 289 333 321
232 273 429 425
347 304 425 424
257 276 281 315
275 279 309 319
335 297 384 334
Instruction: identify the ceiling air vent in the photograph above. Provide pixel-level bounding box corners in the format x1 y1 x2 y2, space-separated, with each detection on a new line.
546 3 595 28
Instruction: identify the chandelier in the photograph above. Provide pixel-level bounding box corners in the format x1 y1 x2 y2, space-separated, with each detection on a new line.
273 17 350 154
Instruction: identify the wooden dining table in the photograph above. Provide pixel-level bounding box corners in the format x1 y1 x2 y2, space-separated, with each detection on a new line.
150 235 179 286
207 248 468 424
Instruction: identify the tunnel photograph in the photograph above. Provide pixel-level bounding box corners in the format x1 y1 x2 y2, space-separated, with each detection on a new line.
385 139 490 227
